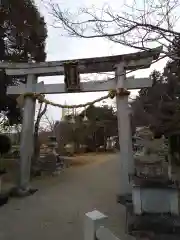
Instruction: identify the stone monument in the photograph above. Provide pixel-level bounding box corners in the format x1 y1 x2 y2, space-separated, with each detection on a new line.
127 127 180 239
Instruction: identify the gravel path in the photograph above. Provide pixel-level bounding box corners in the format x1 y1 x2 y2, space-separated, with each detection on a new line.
0 154 132 240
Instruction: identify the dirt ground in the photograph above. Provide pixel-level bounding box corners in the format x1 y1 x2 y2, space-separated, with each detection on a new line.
0 153 133 240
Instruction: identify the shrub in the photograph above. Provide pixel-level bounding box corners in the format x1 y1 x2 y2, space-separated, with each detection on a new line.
0 135 11 155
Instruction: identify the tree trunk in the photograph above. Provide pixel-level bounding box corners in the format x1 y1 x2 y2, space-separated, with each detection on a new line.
103 126 107 151
169 135 180 165
31 103 47 173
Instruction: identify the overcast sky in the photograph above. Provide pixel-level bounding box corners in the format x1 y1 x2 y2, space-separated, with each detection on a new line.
35 0 167 121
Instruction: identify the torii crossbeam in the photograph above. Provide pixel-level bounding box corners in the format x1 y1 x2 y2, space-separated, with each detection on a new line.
0 46 162 196
1 46 161 76
7 76 152 95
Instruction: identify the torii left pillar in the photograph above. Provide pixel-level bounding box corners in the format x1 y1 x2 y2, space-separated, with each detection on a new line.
17 74 37 194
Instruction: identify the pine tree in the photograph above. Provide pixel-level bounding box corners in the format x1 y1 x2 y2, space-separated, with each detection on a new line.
0 0 47 124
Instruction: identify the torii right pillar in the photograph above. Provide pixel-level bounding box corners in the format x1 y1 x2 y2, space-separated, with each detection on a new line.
115 63 134 203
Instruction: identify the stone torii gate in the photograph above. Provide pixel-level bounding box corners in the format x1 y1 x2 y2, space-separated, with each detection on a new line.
1 46 161 196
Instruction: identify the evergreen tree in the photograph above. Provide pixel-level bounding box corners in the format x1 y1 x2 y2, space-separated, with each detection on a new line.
0 0 47 125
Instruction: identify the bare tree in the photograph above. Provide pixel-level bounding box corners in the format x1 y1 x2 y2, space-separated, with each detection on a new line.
48 0 180 60
40 113 57 133
32 102 48 168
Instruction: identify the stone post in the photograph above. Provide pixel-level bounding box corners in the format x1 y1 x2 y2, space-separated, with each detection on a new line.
84 210 107 240
18 74 37 192
115 64 134 197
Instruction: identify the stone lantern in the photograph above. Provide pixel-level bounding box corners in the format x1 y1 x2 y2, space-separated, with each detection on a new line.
127 127 180 237
47 136 58 154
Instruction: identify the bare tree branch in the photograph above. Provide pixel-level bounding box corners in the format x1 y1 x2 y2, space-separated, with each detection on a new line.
32 102 48 166
40 113 56 133
34 103 48 134
47 0 180 60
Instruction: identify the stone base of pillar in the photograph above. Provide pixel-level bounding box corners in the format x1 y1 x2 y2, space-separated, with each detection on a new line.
10 186 38 198
127 213 180 237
